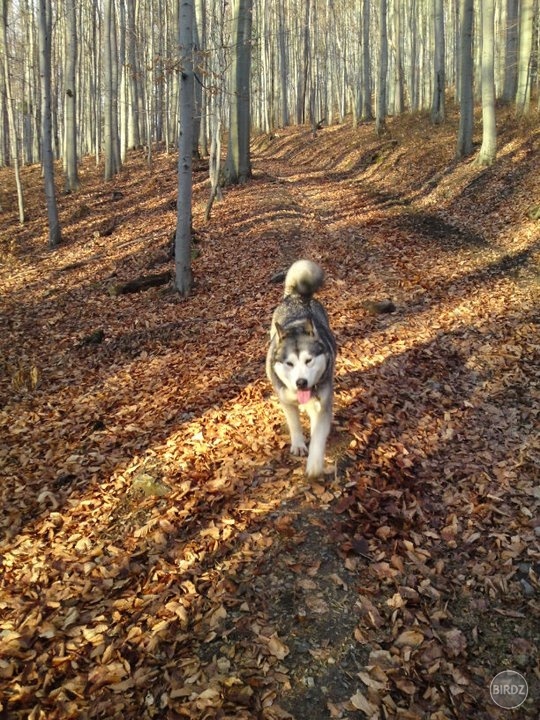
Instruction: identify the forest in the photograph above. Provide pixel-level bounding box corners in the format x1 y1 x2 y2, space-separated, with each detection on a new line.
1 0 539 719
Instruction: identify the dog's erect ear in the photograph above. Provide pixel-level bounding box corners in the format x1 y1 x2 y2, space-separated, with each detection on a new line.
302 318 316 336
274 322 285 340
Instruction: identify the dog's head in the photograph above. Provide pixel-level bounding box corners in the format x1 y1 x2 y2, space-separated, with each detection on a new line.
272 320 329 404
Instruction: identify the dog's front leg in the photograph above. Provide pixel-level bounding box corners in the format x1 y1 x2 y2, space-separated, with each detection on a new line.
305 400 332 478
281 402 308 456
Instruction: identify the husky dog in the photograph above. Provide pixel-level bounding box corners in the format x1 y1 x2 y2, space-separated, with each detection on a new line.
266 260 336 478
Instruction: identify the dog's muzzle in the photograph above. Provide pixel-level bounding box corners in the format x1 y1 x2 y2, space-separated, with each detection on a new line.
296 378 312 405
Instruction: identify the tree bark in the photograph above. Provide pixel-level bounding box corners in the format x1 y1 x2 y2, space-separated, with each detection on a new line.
476 0 497 166
515 0 534 115
502 0 519 102
125 0 141 148
456 0 474 159
376 0 388 136
38 0 61 247
361 0 372 119
278 0 289 127
431 0 445 124
175 0 194 296
0 0 25 223
225 0 253 184
64 0 79 192
103 0 120 180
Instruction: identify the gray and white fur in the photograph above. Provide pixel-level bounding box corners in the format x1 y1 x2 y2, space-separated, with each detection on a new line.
266 260 336 477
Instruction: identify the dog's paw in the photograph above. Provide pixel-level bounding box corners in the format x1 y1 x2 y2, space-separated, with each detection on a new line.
291 440 308 456
305 455 325 478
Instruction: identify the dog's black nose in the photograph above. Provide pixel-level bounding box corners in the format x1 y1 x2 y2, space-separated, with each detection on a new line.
296 378 308 389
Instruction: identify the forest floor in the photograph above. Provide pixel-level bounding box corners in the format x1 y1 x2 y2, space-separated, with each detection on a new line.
0 106 539 720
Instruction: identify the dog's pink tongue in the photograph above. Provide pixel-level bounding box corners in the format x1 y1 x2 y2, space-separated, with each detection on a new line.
297 389 312 404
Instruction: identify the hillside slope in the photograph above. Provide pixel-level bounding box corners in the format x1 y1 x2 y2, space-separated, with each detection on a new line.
0 108 539 719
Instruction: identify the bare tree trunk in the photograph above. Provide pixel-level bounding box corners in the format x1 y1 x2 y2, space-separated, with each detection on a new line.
175 0 194 296
194 0 208 156
22 0 38 165
38 0 61 247
205 92 222 221
431 0 445 123
104 0 114 179
110 1 121 172
278 0 289 127
205 2 225 220
1 0 25 223
225 0 253 184
456 0 474 158
362 0 372 119
0 55 6 169
155 0 164 145
298 0 311 125
376 0 388 135
103 0 120 180
126 0 140 148
476 0 496 165
502 0 519 101
409 0 420 110
391 0 405 115
92 3 100 164
64 0 79 192
192 0 202 157
515 0 535 115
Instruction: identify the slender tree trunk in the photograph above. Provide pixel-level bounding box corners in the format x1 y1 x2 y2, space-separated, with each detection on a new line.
308 0 318 132
175 0 194 296
126 0 140 148
452 0 460 103
1 0 25 223
146 1 154 168
155 0 164 144
103 0 120 180
515 0 535 115
22 0 37 165
259 1 272 133
104 0 114 179
205 90 222 221
205 2 225 219
409 0 419 110
456 0 474 158
110 1 121 172
224 0 253 184
278 0 289 127
38 0 61 247
502 0 519 101
396 2 405 114
92 3 100 164
118 0 129 162
476 0 496 165
362 0 372 119
431 0 446 123
195 0 208 155
299 0 310 124
0 55 6 169
376 0 388 135
64 0 79 192
192 0 203 157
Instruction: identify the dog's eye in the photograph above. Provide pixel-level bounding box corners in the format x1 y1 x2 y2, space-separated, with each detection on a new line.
286 361 294 367
305 357 312 365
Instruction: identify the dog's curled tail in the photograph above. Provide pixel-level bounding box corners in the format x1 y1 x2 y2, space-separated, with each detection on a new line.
284 259 325 298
